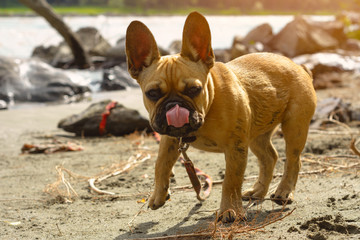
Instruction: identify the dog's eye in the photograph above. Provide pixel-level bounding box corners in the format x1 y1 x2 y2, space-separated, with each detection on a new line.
185 86 202 98
145 89 163 101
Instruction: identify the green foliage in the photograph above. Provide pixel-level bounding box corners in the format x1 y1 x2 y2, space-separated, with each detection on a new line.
2 0 360 15
347 30 360 40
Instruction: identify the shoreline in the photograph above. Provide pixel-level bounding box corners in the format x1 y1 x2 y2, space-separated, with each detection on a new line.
0 7 336 17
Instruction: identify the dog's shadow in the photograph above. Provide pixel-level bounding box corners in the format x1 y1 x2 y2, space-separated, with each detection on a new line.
115 203 212 240
115 202 292 240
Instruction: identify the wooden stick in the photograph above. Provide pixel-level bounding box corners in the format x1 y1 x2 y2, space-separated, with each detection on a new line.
88 153 151 195
350 138 360 157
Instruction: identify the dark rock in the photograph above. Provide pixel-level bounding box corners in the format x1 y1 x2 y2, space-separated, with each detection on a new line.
32 27 111 67
307 232 327 240
103 38 127 68
214 49 231 63
101 65 139 91
311 97 360 128
301 214 360 236
76 27 111 57
0 56 91 103
268 15 345 57
230 23 272 60
230 38 248 60
242 23 273 46
168 40 182 55
32 45 59 64
312 97 351 123
292 52 360 89
292 52 360 78
103 37 170 68
287 226 300 233
312 72 345 90
58 100 151 136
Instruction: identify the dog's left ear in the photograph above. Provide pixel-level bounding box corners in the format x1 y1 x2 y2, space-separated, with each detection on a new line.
126 21 160 79
181 12 214 69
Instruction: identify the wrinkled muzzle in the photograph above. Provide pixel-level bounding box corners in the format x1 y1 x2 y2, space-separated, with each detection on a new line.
151 100 203 137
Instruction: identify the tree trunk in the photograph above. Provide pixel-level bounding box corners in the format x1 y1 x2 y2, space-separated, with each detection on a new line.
19 0 91 69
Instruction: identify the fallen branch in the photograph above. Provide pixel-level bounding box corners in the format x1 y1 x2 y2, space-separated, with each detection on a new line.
88 153 151 195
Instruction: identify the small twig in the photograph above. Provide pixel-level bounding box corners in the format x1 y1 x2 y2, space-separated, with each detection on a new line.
56 223 63 236
128 193 150 233
350 138 360 157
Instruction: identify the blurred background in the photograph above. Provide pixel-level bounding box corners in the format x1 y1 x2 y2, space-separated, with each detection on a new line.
1 0 360 15
1 0 360 114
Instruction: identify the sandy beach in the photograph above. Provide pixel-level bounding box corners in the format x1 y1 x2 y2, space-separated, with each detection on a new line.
0 85 360 239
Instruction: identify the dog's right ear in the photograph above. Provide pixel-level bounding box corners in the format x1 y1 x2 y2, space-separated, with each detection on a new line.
126 21 160 79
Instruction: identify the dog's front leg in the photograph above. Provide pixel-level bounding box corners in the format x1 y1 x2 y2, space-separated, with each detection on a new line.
220 140 248 222
149 135 180 210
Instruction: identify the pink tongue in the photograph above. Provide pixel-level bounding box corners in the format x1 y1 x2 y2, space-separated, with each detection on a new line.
166 104 189 128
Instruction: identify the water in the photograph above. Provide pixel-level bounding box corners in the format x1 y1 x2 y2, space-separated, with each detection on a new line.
0 15 334 59
0 15 335 109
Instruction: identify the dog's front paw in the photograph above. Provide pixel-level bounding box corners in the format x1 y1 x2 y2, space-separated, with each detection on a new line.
148 189 171 210
218 198 245 223
242 183 267 202
271 191 294 205
217 208 246 223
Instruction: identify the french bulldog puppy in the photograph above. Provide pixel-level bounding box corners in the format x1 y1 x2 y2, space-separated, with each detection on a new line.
125 12 316 222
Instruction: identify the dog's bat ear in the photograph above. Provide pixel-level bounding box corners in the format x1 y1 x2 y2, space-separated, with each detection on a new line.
181 12 214 69
126 21 160 79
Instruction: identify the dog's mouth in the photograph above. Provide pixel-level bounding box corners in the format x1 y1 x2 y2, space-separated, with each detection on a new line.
151 101 203 137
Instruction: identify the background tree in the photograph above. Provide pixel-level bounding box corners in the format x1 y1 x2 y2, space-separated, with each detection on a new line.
18 0 91 69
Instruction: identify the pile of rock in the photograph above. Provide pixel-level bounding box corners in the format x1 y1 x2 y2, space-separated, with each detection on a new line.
0 56 90 109
3 12 360 109
221 12 360 90
32 27 112 68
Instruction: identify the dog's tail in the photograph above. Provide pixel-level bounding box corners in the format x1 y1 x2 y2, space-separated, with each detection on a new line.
301 64 313 79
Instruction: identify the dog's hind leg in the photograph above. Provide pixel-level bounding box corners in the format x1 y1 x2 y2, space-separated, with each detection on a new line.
243 128 278 202
271 113 312 205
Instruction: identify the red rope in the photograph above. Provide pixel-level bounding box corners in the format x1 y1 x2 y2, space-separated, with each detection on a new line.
98 101 117 135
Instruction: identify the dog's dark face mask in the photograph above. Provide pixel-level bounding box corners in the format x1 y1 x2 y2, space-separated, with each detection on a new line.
151 94 204 137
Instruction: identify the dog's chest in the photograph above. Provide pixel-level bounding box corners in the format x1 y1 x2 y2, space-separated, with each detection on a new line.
190 135 224 153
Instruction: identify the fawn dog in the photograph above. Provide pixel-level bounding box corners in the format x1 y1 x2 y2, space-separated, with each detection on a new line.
125 12 316 222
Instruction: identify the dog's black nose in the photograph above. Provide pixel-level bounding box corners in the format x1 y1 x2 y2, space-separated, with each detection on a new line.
165 102 181 111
